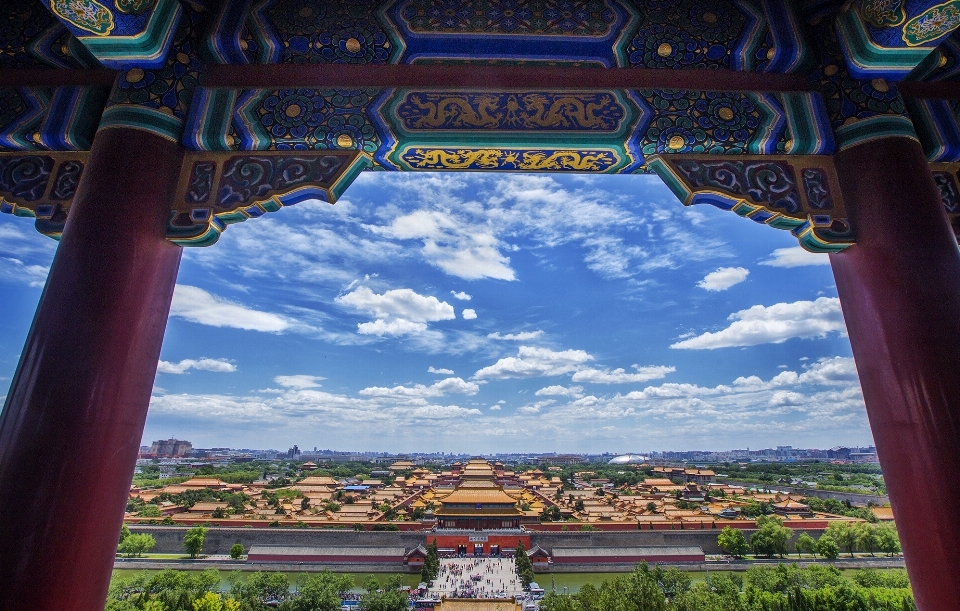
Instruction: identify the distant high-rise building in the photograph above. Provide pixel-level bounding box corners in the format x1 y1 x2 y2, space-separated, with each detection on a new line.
149 438 192 457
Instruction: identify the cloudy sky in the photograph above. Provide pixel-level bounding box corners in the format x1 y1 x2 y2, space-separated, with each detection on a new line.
0 172 869 453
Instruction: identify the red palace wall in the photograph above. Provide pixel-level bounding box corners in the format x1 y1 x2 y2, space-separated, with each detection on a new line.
551 553 705 564
426 534 531 555
247 553 405 563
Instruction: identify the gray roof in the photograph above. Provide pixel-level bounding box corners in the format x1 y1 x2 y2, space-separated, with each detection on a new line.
549 546 703 558
248 545 406 557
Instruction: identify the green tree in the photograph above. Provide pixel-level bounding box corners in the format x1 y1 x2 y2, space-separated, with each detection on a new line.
193 592 240 611
795 532 817 558
118 533 156 558
651 565 691 599
826 521 859 557
301 498 310 511
750 515 791 558
816 533 840 559
286 571 353 611
539 592 581 611
540 505 562 522
230 571 289 610
139 505 162 518
875 522 902 556
230 544 244 559
421 539 440 583
716 526 750 558
119 524 131 543
359 576 407 611
515 540 535 587
858 522 879 556
183 526 207 559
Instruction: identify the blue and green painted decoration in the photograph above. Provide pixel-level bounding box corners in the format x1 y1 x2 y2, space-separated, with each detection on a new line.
8 0 960 251
836 0 960 80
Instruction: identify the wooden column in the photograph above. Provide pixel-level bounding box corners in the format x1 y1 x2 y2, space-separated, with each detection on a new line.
0 128 182 611
830 137 960 611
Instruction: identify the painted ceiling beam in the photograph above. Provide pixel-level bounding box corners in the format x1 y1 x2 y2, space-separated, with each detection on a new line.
203 64 816 93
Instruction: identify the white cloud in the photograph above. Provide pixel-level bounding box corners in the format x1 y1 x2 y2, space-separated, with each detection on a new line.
451 291 472 300
697 267 749 291
337 286 455 322
357 319 428 336
487 330 543 341
571 365 676 384
157 358 236 374
359 377 480 399
0 256 49 287
338 286 456 336
473 346 593 380
462 309 477 320
274 375 325 389
429 366 455 375
372 210 515 280
760 246 831 268
770 391 805 406
670 297 845 349
798 356 859 385
170 285 289 332
489 405 501 410
535 385 585 398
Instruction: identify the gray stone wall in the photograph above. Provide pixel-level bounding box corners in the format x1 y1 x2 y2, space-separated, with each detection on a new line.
130 526 829 557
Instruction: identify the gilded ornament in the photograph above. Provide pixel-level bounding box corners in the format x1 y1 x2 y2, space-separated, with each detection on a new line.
871 78 890 92
115 0 156 15
125 68 145 83
859 0 906 28
403 148 616 171
345 38 362 54
717 108 735 121
336 134 354 147
397 92 625 132
657 43 673 57
902 1 960 46
285 104 302 118
50 0 115 36
668 135 686 150
766 47 776 60
702 12 717 23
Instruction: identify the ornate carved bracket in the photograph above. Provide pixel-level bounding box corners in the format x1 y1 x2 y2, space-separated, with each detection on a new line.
0 149 370 246
0 152 87 238
929 161 960 237
168 150 371 246
647 154 854 252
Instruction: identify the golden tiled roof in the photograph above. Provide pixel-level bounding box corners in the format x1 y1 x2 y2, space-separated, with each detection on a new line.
438 487 519 505
439 600 520 611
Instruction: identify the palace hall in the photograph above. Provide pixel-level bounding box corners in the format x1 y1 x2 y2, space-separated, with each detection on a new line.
434 459 524 531
3 1 960 610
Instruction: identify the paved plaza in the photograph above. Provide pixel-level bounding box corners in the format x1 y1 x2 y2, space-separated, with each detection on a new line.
428 557 524 599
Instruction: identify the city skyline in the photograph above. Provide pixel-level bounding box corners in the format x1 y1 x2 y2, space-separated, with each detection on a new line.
1 172 866 452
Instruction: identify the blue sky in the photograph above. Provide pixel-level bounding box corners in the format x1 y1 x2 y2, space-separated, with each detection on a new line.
0 172 869 453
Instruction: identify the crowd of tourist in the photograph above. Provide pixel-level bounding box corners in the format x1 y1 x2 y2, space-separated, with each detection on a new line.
428 558 523 599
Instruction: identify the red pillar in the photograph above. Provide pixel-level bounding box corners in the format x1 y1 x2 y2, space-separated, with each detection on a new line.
0 128 182 611
830 137 960 610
